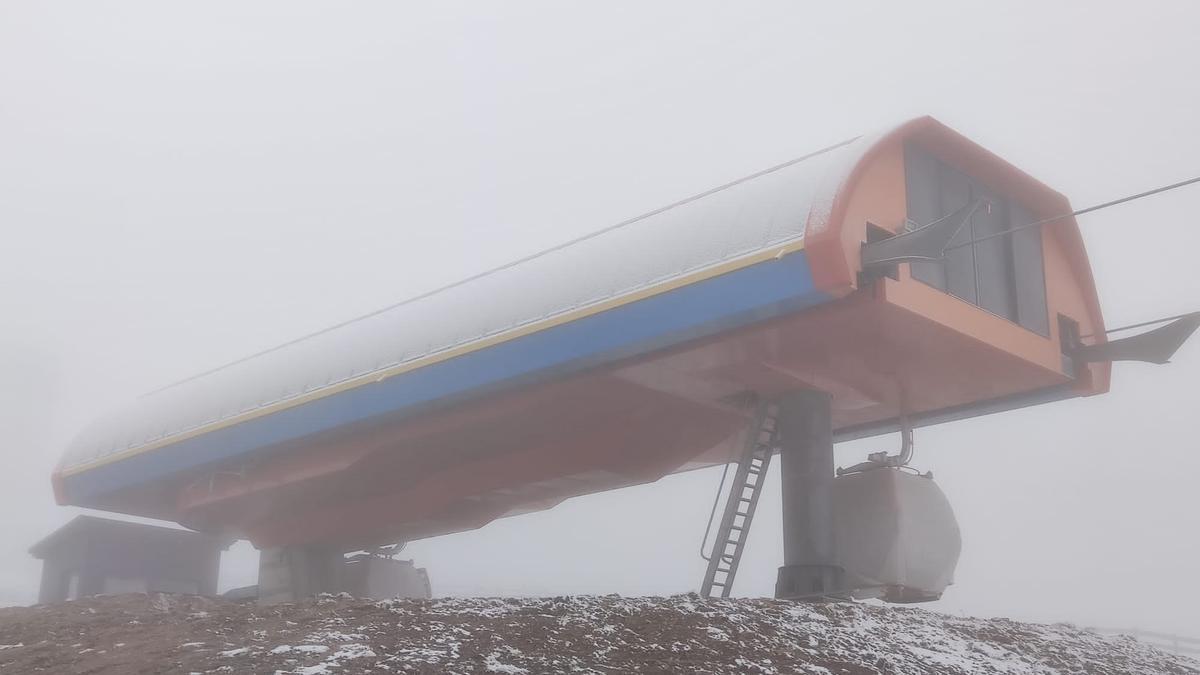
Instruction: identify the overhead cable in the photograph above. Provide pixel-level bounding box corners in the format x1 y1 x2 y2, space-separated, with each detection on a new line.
946 175 1200 252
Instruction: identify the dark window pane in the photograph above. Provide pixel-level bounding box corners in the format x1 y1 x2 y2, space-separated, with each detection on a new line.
973 189 1016 320
904 144 946 290
903 144 1049 336
1010 203 1050 335
940 163 976 304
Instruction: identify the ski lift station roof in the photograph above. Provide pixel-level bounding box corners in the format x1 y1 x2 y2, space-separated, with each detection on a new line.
55 117 1110 548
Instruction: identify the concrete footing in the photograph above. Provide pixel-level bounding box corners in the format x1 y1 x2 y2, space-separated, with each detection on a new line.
257 545 344 605
256 545 433 605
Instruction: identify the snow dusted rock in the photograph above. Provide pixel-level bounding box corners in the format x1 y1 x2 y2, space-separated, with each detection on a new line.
0 592 1194 674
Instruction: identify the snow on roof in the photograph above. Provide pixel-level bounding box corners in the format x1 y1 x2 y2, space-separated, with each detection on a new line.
61 134 865 474
28 515 228 559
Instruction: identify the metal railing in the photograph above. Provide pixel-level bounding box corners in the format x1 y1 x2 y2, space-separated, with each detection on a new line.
1089 627 1200 657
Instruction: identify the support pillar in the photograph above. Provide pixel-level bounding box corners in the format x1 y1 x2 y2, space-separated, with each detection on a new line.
774 389 843 599
257 544 343 605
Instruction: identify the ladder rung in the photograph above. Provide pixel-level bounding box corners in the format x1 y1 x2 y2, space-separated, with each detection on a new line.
700 406 779 598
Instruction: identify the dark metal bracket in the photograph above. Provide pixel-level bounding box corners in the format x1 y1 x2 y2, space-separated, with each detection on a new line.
860 199 984 269
1071 312 1200 365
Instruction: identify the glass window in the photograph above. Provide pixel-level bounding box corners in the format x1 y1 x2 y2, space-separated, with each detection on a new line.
903 145 1049 335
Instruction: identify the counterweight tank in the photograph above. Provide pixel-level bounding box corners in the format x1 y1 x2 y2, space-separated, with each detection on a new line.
833 468 961 603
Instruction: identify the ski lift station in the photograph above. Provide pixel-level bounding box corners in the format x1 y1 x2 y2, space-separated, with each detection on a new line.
48 116 1197 603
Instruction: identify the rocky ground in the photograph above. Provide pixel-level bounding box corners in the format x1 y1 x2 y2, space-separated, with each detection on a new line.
0 593 1195 674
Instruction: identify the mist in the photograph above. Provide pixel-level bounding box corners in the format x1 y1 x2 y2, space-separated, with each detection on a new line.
2 0 1198 638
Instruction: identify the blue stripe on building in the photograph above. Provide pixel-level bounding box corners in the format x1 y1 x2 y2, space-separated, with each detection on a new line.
65 253 831 503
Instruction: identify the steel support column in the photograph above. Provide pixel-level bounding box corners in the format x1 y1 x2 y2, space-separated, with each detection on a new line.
774 389 843 599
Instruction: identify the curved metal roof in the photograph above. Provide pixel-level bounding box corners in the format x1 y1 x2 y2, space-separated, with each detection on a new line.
61 133 870 475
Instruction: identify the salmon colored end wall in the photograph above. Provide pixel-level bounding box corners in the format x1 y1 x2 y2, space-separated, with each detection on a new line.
903 120 1111 396
810 117 1110 397
833 138 909 274
1042 231 1111 395
804 118 932 294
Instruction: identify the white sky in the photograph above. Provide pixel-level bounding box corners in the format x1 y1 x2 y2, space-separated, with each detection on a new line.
2 1 1198 636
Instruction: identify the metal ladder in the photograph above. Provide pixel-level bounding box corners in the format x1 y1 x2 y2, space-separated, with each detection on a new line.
700 402 779 598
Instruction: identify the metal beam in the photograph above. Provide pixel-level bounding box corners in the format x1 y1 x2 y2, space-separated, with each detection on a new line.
1072 312 1200 365
860 199 983 269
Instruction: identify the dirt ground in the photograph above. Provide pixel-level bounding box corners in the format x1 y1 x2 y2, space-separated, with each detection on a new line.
0 593 1194 674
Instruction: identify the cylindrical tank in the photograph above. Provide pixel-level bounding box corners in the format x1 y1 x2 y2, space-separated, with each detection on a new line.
832 467 961 603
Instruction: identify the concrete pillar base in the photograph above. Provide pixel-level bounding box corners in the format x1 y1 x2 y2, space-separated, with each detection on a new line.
257 545 343 605
775 564 843 600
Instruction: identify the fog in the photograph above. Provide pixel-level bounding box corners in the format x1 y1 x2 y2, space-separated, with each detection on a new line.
2 1 1198 636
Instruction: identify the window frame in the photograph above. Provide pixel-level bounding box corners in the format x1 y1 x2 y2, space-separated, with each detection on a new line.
902 144 1050 337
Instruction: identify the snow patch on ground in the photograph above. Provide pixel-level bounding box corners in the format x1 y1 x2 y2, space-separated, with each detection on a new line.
484 649 529 673
0 593 1196 674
